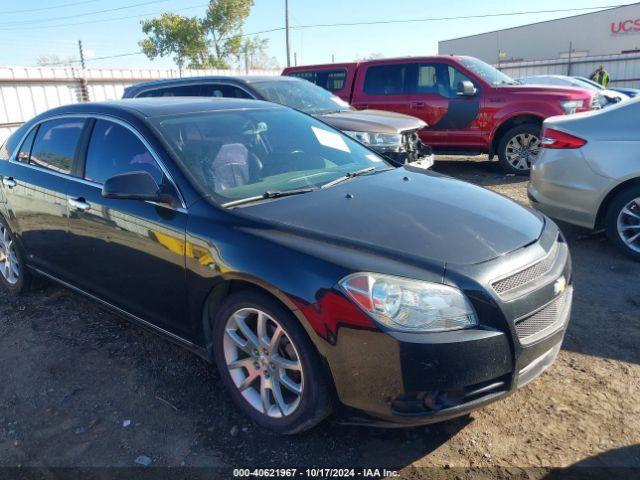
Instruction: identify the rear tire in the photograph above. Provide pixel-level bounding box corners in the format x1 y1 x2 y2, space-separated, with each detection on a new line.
497 124 541 175
0 218 31 295
212 289 332 434
605 185 640 261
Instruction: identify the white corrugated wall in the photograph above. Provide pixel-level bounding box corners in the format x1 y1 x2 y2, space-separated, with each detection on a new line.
0 66 280 144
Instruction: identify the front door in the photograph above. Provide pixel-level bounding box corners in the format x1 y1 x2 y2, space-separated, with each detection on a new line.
409 62 484 150
65 118 189 337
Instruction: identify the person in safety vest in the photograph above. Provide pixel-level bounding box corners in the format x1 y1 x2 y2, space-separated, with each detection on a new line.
590 65 610 88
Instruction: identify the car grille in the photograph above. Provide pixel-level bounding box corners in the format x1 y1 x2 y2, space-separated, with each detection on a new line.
491 242 559 296
515 290 569 343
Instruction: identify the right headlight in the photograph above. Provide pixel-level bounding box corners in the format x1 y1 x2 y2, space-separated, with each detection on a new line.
339 272 478 333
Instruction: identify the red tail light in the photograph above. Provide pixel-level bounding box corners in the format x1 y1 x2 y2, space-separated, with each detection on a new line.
540 128 587 149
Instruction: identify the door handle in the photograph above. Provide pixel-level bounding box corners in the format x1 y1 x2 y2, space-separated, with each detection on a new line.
411 102 426 109
2 177 16 189
68 197 91 212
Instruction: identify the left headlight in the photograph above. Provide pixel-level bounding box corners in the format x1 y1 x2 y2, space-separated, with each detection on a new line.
343 131 403 149
339 272 478 333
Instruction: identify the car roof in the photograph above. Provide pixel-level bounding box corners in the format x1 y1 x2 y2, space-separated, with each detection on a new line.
34 97 282 121
124 75 303 94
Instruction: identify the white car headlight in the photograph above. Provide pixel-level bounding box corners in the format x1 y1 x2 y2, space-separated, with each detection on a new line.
560 100 585 114
343 131 403 149
339 272 478 332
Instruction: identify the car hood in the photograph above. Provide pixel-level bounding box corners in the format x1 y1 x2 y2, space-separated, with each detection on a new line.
235 168 544 266
316 109 427 133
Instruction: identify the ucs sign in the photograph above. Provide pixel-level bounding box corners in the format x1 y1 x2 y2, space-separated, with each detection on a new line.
611 18 640 34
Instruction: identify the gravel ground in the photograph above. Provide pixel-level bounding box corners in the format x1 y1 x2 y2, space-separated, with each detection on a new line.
0 156 638 478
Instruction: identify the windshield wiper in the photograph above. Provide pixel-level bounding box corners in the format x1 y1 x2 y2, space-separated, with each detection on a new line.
321 166 388 189
221 187 316 208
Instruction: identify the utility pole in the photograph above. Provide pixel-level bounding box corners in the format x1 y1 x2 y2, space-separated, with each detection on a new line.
294 52 297 66
331 54 335 63
78 40 86 69
77 40 89 102
285 0 291 67
567 41 573 76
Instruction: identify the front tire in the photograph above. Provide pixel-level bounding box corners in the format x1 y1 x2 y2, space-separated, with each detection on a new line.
497 124 541 175
212 290 332 434
0 218 30 295
605 185 640 261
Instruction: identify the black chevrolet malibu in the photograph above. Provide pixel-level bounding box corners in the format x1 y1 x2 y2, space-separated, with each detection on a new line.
0 98 572 434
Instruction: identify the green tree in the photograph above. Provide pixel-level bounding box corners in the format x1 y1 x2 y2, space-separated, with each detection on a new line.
201 0 254 68
139 13 209 73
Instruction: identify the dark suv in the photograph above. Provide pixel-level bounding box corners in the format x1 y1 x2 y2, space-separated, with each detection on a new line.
123 76 434 169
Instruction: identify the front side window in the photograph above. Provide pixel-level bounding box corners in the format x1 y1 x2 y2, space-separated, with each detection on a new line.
152 107 391 203
201 84 253 98
363 64 409 95
84 120 163 184
30 119 84 174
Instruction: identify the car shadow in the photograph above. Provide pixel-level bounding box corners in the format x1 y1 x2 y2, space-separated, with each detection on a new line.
543 443 640 479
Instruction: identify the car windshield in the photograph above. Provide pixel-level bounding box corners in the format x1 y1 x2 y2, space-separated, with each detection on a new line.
152 107 391 205
251 79 352 115
459 57 519 86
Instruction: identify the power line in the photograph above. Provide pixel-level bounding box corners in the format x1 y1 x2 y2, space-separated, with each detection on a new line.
4 0 102 15
0 3 210 31
288 4 632 30
2 2 630 33
0 0 173 28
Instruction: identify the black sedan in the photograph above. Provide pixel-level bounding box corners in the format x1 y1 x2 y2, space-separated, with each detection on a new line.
0 98 572 433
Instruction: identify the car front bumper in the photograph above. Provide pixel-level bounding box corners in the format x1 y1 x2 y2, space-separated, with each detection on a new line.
328 225 572 427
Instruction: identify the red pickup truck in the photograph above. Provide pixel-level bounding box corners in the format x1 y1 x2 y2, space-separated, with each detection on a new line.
283 56 598 174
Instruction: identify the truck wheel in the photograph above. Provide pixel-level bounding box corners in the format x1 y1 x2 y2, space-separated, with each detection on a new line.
497 124 541 175
212 289 332 434
605 185 640 261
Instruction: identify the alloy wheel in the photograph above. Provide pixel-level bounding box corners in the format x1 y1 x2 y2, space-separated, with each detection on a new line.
0 225 20 285
505 133 541 170
223 307 304 418
616 197 640 253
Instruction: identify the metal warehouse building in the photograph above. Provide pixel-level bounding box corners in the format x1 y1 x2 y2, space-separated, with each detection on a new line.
438 2 640 87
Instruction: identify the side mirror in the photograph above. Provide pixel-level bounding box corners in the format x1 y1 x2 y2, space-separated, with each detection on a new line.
102 171 173 204
457 80 477 97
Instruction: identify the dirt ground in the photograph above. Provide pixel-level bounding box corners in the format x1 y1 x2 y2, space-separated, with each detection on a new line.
0 156 638 478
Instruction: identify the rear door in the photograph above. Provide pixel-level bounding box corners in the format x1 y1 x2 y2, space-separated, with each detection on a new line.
65 117 189 336
1 117 85 279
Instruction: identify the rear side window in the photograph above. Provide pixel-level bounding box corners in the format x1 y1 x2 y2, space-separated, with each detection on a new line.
30 119 84 174
288 69 347 92
17 127 38 163
0 141 9 161
136 85 203 97
363 64 409 95
84 120 163 185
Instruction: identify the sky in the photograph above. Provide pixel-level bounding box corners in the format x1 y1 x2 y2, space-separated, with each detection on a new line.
0 0 633 69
